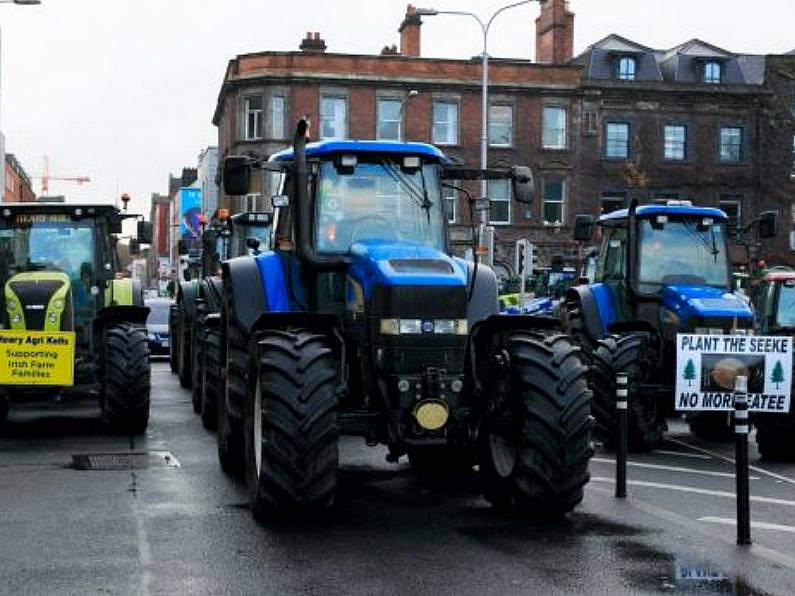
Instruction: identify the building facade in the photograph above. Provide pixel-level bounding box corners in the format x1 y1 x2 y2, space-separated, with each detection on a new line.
4 153 35 203
196 146 219 217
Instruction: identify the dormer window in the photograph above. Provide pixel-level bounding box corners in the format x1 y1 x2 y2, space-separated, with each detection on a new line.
703 61 722 84
617 56 637 81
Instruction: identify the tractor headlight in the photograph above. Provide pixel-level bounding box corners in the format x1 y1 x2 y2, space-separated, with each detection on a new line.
48 312 58 323
434 319 468 335
399 319 423 334
380 319 400 335
53 299 65 310
7 300 17 311
11 314 21 324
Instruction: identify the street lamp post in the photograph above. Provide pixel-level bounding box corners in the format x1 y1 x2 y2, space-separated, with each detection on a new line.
417 1 534 206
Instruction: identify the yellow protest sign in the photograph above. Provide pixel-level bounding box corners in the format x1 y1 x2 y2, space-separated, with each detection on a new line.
0 331 76 386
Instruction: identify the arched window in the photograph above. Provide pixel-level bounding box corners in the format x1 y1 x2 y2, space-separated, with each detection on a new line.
617 56 636 81
704 61 721 84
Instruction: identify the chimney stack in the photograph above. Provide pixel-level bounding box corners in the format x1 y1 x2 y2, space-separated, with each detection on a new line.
300 31 327 53
399 4 422 57
535 0 574 65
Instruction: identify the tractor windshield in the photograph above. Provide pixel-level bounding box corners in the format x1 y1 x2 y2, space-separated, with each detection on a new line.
637 217 729 292
0 218 96 281
775 283 795 328
314 160 445 254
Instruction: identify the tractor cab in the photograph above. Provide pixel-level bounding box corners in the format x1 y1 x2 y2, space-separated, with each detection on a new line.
755 269 795 334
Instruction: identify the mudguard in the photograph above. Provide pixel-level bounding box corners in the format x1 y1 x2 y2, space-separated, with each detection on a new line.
566 285 611 343
178 281 199 321
222 256 265 335
464 261 499 327
201 277 224 314
94 304 150 331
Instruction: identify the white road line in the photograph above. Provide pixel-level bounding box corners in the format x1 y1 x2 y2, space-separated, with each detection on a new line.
591 457 759 479
655 449 712 460
668 437 795 488
590 476 795 507
699 516 795 534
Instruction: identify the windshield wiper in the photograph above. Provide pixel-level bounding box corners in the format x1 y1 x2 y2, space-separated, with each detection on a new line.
380 160 432 215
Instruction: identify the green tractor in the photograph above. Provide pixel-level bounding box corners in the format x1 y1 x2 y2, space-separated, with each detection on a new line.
214 121 593 518
170 210 272 429
0 202 152 432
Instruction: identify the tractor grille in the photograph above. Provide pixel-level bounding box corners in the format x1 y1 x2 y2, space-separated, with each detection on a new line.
9 279 64 331
71 452 180 470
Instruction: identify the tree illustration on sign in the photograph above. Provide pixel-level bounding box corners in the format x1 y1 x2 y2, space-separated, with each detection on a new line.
771 361 785 390
683 358 696 386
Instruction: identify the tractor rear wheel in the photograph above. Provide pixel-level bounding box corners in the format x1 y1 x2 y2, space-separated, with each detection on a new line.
102 323 151 434
0 395 8 427
755 411 795 461
168 305 179 373
217 303 248 477
191 318 204 414
201 326 222 431
563 295 596 365
479 333 593 516
590 334 665 451
177 309 192 390
245 329 339 518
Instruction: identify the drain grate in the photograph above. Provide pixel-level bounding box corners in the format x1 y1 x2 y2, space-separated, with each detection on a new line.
72 451 180 470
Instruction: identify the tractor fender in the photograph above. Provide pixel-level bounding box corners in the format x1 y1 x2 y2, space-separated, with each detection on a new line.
221 256 265 336
178 281 199 322
464 261 500 327
466 314 561 398
201 276 224 314
565 285 607 344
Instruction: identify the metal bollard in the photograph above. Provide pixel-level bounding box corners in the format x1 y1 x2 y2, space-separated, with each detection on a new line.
616 372 628 499
734 375 752 546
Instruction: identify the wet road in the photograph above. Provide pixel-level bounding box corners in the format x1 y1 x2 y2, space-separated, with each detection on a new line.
1 362 794 595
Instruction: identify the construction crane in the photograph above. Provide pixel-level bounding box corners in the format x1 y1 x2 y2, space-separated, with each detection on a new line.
30 157 90 194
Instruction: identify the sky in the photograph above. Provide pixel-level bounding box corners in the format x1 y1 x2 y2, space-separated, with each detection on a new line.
1 0 794 219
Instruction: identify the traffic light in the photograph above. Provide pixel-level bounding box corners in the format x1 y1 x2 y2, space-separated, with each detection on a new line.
515 239 527 277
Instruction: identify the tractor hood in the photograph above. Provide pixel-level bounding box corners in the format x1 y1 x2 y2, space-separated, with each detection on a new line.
661 285 753 325
347 241 467 300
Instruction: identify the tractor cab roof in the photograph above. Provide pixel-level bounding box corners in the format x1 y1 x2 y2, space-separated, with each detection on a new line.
270 139 450 164
599 203 728 224
761 270 795 283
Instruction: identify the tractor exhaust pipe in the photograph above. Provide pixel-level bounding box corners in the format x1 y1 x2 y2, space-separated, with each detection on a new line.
292 119 348 271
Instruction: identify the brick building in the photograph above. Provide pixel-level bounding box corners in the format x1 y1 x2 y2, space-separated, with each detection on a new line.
212 0 795 273
4 153 35 203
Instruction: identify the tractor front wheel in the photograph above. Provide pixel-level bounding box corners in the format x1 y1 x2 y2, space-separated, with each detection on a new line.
200 326 222 431
177 309 192 390
479 333 593 516
687 412 735 442
591 334 665 452
0 395 8 427
245 329 339 518
102 323 151 434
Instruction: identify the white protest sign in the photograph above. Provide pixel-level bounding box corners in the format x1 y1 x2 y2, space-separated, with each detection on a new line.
675 334 792 412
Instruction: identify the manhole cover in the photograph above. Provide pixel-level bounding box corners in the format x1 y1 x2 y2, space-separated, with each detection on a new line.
72 452 180 470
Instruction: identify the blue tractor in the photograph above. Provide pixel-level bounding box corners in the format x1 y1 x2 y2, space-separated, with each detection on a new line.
564 201 777 450
214 120 594 517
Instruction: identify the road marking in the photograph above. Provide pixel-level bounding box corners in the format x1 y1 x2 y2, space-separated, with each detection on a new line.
591 457 759 480
590 477 795 507
668 437 795 488
655 449 712 460
699 516 795 534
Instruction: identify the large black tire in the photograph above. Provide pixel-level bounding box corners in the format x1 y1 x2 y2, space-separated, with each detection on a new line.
755 411 795 461
169 305 179 373
191 315 205 414
177 309 192 390
479 333 593 515
563 295 597 365
217 297 248 477
687 412 734 442
0 395 8 427
102 323 151 434
245 329 339 517
591 334 665 452
200 325 222 431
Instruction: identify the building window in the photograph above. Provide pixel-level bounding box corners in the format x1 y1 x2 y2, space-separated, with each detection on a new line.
543 177 565 225
719 126 743 163
604 122 630 159
320 96 347 139
432 101 459 145
488 104 513 147
542 106 567 149
270 96 285 139
243 96 263 140
617 56 636 81
582 111 598 135
719 195 743 232
444 185 457 224
703 61 722 84
487 179 510 225
663 124 687 161
601 192 625 214
377 98 402 141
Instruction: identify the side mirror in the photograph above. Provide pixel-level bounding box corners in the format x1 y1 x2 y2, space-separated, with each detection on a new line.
272 194 290 208
573 214 595 242
137 220 153 244
511 165 534 204
758 210 778 239
223 156 252 196
246 237 262 254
